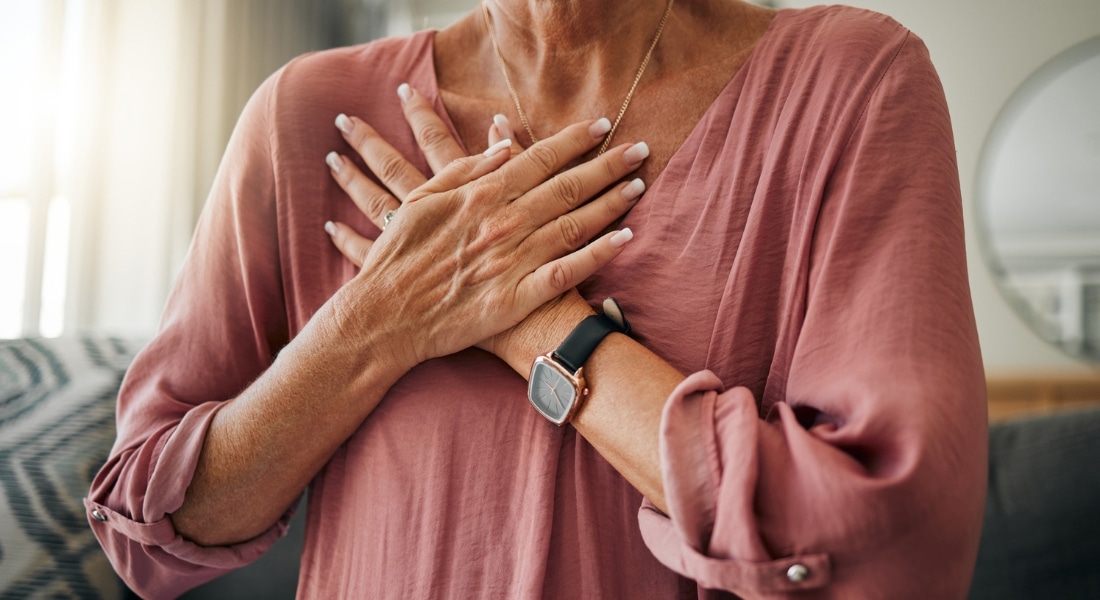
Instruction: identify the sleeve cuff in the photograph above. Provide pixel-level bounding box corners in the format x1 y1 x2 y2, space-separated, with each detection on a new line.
84 496 294 569
638 370 832 593
86 399 293 571
639 503 830 592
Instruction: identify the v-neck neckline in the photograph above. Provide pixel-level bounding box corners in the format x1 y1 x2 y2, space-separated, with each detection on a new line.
415 9 789 194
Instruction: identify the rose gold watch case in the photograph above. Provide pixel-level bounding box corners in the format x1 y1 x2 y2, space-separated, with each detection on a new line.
528 353 588 426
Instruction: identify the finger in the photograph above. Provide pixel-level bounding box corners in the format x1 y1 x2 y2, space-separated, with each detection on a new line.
335 113 426 200
489 114 525 159
406 138 513 203
522 138 649 226
523 178 645 259
398 83 466 174
490 114 514 145
495 117 613 200
326 151 401 231
518 228 634 306
324 221 374 269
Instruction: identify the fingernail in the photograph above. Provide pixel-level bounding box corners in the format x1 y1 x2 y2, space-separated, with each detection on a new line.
325 151 343 172
335 114 353 135
484 137 512 157
610 228 634 249
397 83 412 103
621 178 645 202
493 114 513 140
324 221 336 236
589 117 611 137
623 141 649 166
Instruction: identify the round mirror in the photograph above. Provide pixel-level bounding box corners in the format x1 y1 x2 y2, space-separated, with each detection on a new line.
977 36 1100 363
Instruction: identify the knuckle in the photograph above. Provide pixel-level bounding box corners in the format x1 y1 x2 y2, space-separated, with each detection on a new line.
366 192 392 219
548 262 573 292
478 215 511 246
557 215 586 249
525 144 561 174
376 153 407 185
605 196 625 220
417 124 453 151
602 155 621 180
550 173 583 206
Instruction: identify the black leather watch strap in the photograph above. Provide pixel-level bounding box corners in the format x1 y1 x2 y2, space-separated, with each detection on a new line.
552 298 631 373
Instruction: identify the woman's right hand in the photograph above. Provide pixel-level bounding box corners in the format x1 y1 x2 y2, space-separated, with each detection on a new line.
326 112 645 374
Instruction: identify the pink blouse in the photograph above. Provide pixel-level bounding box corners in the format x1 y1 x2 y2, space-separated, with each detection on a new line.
87 6 987 599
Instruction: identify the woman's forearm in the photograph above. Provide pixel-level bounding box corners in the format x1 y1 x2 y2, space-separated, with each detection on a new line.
496 294 682 514
573 333 681 514
170 282 409 546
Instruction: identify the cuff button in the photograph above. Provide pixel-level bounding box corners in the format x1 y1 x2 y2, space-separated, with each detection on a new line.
91 509 108 522
786 564 809 583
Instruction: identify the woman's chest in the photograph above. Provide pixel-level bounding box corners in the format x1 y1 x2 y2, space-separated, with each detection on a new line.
439 64 742 186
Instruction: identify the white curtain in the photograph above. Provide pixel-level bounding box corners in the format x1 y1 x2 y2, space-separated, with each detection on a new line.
0 0 386 339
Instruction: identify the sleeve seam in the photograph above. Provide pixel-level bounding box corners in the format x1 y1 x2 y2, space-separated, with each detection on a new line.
836 30 911 157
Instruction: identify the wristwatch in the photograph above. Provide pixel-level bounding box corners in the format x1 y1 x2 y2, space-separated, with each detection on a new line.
527 298 631 425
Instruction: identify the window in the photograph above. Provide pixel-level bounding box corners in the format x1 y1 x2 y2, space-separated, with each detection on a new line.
1 0 383 340
0 0 81 338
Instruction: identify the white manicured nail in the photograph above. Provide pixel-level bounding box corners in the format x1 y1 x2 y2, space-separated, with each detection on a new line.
589 117 612 137
335 114 353 135
324 221 336 236
325 151 343 171
621 178 645 202
397 83 412 103
609 228 634 249
623 142 649 166
493 114 513 140
484 138 513 157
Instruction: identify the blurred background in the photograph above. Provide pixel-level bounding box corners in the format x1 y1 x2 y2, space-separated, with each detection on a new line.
1 0 1098 386
1 2 1099 598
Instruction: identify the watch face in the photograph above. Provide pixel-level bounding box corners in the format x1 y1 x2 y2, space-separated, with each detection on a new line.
528 358 580 425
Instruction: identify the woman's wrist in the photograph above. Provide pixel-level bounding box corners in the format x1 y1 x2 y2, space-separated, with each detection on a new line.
492 292 596 377
321 277 420 385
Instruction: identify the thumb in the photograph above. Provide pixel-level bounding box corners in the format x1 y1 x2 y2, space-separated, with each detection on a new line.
490 114 525 158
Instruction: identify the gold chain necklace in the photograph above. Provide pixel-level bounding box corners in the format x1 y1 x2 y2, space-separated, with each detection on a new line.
482 0 675 155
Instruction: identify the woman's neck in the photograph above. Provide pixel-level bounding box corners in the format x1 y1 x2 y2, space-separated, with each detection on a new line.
434 0 771 155
474 0 680 124
487 0 672 87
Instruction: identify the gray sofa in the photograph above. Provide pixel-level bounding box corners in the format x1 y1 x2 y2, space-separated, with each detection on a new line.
2 336 1098 599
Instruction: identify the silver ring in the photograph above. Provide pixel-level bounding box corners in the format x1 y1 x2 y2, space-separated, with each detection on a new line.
383 208 398 230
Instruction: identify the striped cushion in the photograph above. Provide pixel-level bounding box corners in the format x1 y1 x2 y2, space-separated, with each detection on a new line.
0 336 143 599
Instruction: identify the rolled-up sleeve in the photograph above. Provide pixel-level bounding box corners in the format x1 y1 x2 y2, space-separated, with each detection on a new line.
640 374 833 594
638 29 987 599
85 67 295 598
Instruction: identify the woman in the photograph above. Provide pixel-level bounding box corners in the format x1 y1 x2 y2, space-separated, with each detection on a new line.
87 0 987 597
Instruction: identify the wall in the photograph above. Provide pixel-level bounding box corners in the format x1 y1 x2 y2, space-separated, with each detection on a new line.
775 0 1100 374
